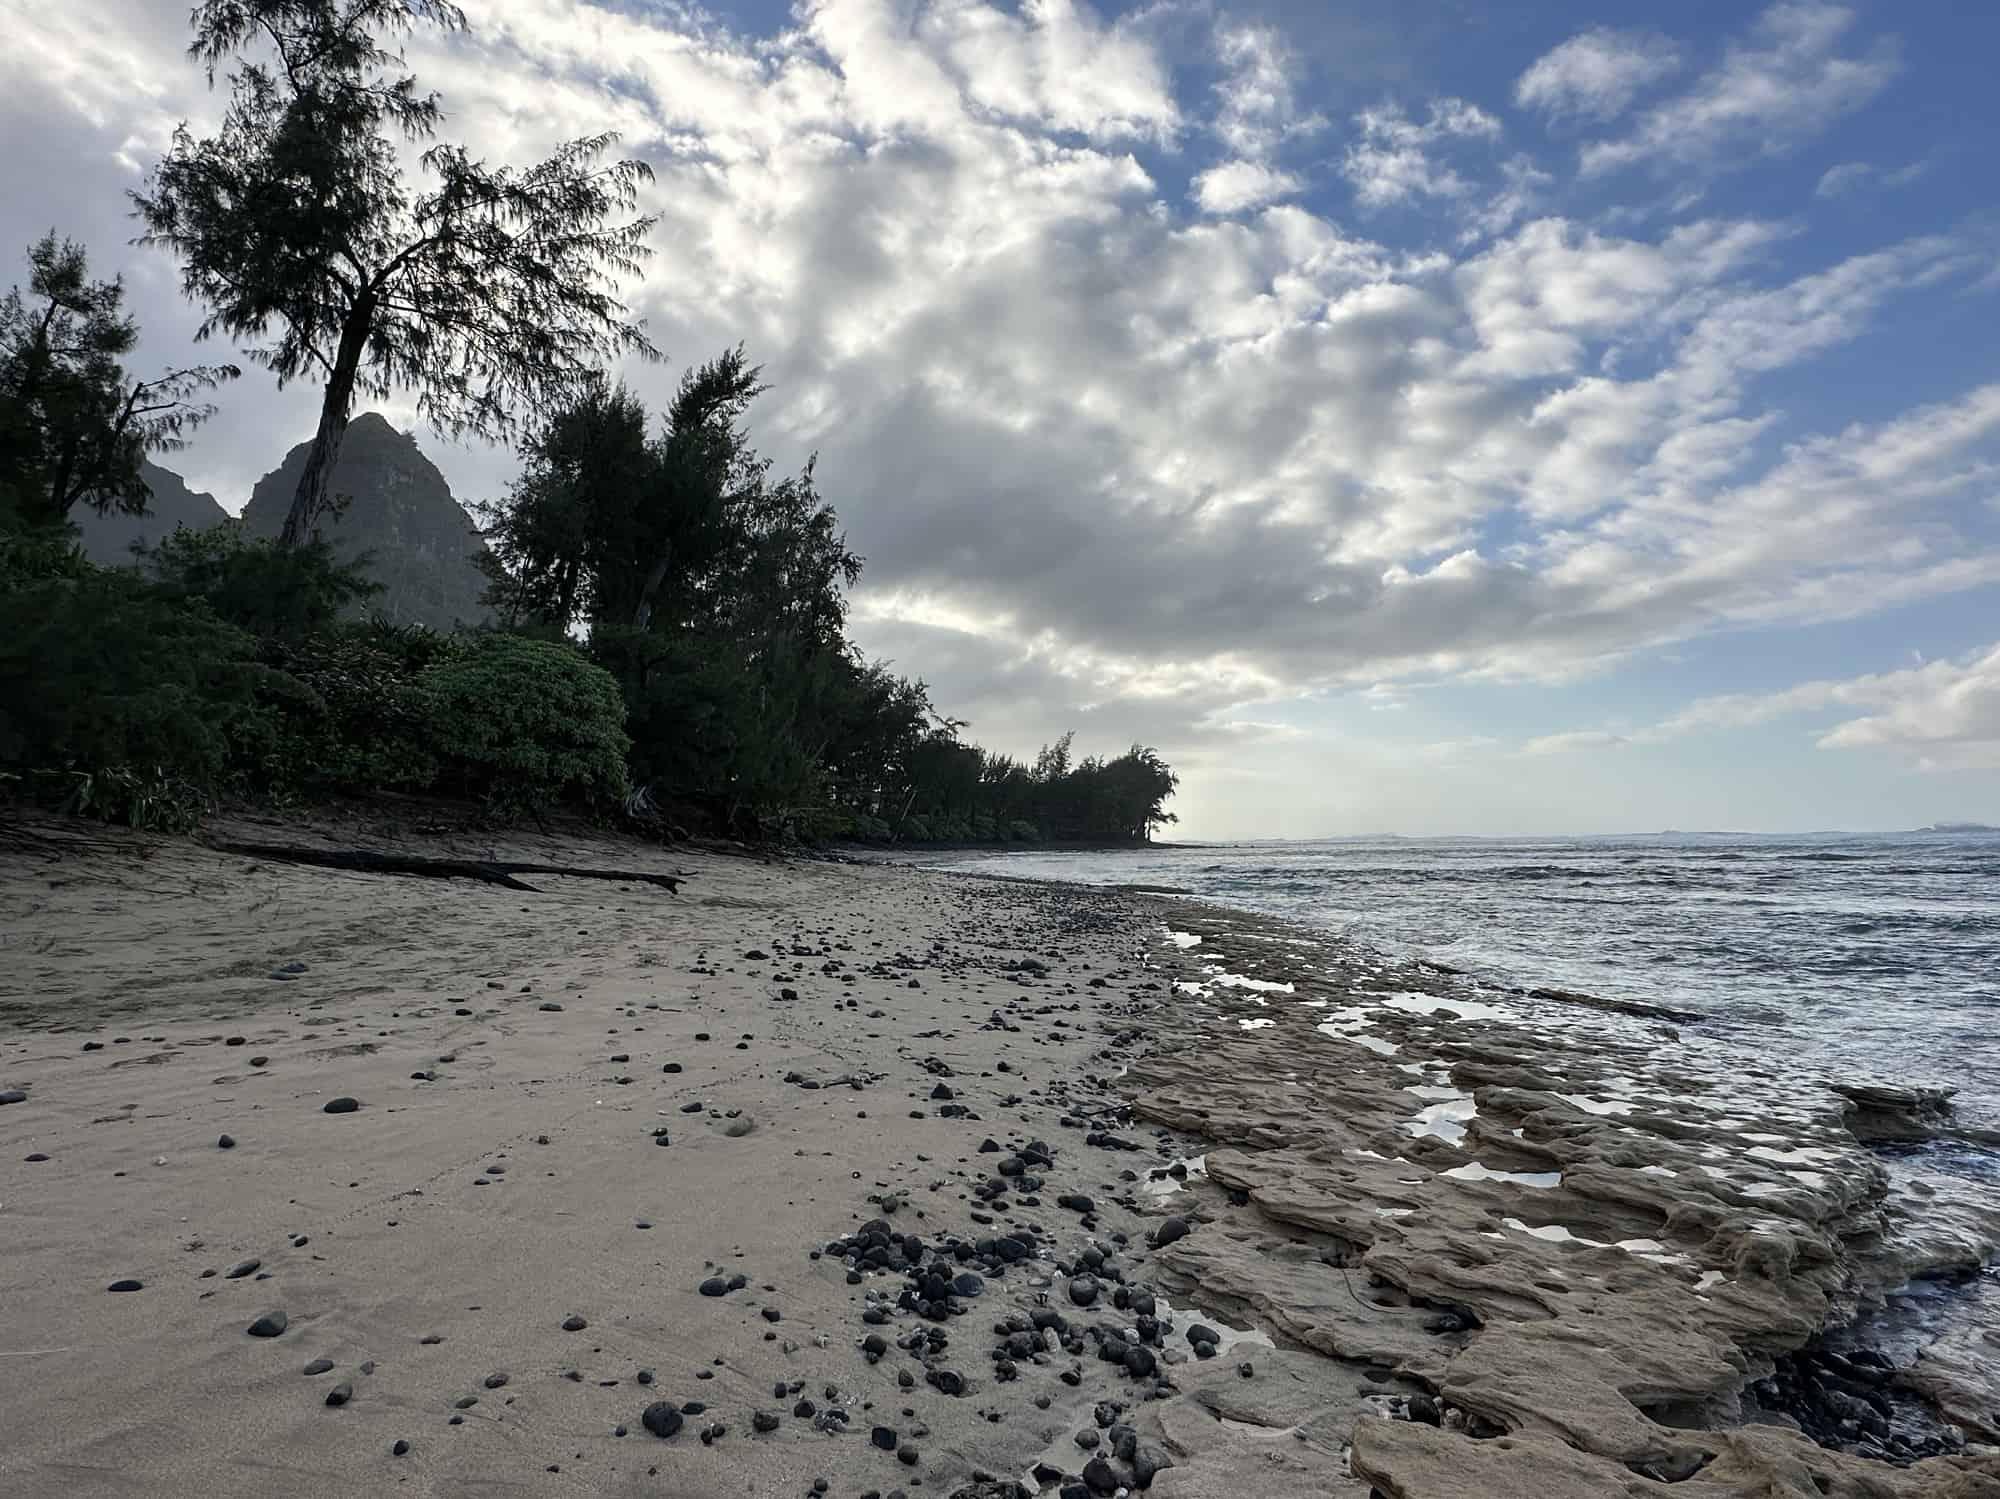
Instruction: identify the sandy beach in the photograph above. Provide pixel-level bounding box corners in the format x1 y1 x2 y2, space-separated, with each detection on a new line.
3 814 1998 1498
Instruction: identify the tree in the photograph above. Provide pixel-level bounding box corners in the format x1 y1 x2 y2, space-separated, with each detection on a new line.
0 233 234 531
478 351 763 635
132 0 657 547
482 354 872 832
1033 731 1075 784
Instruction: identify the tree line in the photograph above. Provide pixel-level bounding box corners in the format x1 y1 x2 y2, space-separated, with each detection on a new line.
0 0 1177 844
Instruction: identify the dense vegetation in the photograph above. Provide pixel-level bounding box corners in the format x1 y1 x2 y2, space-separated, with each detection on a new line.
0 1 1177 845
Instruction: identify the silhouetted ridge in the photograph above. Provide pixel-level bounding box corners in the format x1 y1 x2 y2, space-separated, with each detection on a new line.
71 460 228 566
240 412 491 631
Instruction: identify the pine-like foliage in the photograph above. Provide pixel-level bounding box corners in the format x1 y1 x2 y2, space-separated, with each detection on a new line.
0 234 234 530
132 0 657 545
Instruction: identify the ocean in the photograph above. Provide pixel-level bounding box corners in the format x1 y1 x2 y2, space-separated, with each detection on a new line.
933 831 2000 1145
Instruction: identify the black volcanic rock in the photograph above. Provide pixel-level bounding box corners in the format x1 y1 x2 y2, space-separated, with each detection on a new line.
71 460 228 566
240 413 492 632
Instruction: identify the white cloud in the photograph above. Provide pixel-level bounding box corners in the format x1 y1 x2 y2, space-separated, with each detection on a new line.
1817 646 2000 770
1343 98 1501 208
1580 2 1899 178
1211 20 1318 159
1643 643 2000 773
1815 158 1931 198
3 0 1993 814
1521 729 1629 756
1515 27 1681 121
1418 735 1501 762
1192 159 1303 215
1815 161 1872 198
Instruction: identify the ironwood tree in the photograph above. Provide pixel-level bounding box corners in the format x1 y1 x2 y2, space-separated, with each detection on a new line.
131 0 657 546
0 233 234 530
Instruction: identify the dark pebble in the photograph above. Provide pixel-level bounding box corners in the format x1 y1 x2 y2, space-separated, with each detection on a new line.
303 1358 334 1376
322 1097 359 1115
107 1279 143 1293
641 1402 684 1439
562 1314 588 1332
392 1439 410 1457
217 1134 236 1149
325 1381 354 1407
247 1311 289 1337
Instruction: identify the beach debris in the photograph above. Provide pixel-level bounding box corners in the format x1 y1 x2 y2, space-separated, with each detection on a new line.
209 841 687 894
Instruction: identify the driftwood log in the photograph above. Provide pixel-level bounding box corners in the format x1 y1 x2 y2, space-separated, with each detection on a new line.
211 842 684 894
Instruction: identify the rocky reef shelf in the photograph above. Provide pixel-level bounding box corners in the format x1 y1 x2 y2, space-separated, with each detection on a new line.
1118 904 2000 1496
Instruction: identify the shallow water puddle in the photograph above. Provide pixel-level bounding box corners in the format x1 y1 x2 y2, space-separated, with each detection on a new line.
1441 1162 1561 1189
1379 991 1514 1023
1155 1295 1276 1356
1402 1095 1478 1143
1203 966 1296 994
1501 1218 1681 1259
1556 1092 1636 1117
1144 1155 1209 1196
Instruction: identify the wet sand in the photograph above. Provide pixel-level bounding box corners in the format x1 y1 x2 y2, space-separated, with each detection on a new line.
2 816 1997 1498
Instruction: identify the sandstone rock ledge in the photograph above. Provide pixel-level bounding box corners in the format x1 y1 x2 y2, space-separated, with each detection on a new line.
1116 906 2000 1498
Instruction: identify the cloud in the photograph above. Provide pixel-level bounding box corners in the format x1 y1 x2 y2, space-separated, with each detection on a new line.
1521 729 1628 756
1515 27 1682 122
1210 20 1319 159
1192 159 1303 215
1646 643 2000 773
1580 2 1899 178
1817 646 2000 771
1815 158 1932 198
1343 97 1501 208
1418 735 1500 762
3 0 1993 802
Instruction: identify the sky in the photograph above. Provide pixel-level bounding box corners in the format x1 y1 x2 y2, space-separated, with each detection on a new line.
3 0 1998 838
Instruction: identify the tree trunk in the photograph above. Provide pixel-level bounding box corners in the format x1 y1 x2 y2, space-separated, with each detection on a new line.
279 293 375 548
632 549 673 629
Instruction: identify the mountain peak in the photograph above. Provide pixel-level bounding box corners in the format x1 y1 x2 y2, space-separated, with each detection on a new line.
70 460 229 567
241 415 492 632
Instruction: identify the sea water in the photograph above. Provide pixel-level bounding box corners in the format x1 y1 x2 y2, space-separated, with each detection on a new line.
934 832 2000 1143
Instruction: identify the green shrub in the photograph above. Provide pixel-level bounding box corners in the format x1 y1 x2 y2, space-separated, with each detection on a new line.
144 525 379 640
418 634 630 813
257 623 462 794
0 565 275 828
0 527 89 589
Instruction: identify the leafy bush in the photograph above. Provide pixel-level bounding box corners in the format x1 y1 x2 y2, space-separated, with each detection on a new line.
0 527 92 588
257 622 462 795
143 525 379 640
0 565 274 828
418 634 630 813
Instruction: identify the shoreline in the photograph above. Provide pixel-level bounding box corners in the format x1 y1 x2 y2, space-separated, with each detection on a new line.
1 815 1996 1496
